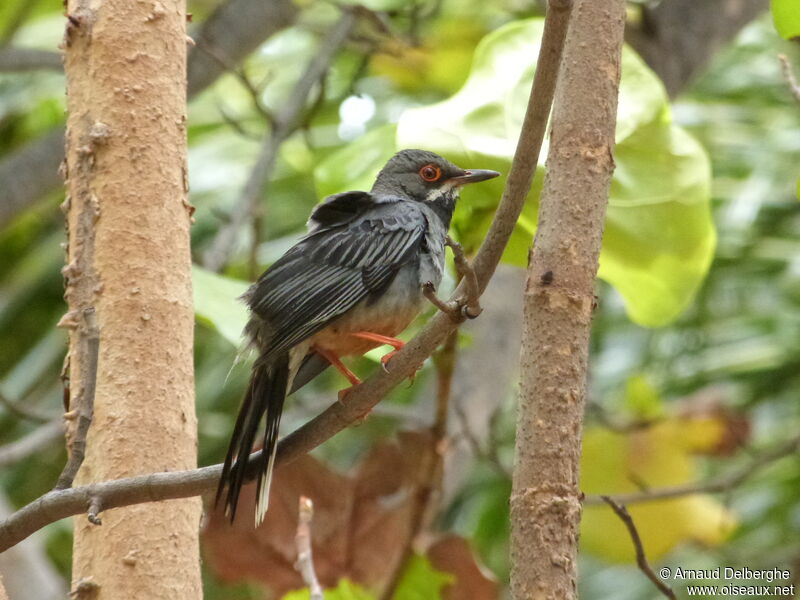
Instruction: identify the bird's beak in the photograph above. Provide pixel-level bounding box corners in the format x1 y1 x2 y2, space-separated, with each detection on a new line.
448 169 500 185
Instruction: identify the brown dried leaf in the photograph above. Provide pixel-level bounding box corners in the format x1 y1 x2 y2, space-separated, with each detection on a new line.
203 431 436 597
426 535 499 600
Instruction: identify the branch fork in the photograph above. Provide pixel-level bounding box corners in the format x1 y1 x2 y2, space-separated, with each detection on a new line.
423 237 482 321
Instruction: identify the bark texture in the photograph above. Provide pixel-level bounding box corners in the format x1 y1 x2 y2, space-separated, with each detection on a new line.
62 0 201 597
510 0 625 598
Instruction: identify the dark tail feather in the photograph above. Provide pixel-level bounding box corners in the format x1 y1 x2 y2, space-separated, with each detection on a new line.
289 352 330 394
216 352 290 525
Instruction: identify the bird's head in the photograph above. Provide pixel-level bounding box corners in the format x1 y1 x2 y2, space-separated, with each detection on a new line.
371 149 499 212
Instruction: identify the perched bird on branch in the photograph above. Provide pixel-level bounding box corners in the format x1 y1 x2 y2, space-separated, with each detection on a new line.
216 149 499 525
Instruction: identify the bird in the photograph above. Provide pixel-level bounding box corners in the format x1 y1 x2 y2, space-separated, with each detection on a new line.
216 148 499 525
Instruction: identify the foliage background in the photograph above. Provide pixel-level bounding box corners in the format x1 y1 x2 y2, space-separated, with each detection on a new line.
0 1 798 598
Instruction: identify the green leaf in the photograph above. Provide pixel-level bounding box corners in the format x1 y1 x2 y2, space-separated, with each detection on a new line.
392 554 454 600
622 375 664 420
282 578 375 600
771 0 800 39
391 18 715 327
192 265 249 347
316 19 715 326
315 124 398 197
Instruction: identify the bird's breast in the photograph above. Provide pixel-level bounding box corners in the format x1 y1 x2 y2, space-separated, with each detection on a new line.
309 260 437 357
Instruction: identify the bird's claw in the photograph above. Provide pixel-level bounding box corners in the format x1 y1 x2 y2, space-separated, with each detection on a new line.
380 349 423 385
338 385 356 404
380 350 398 373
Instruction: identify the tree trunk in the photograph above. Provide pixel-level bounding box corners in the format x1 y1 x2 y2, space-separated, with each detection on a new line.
62 0 201 597
510 0 625 598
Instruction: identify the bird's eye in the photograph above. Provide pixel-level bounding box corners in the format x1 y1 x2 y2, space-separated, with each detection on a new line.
419 164 442 182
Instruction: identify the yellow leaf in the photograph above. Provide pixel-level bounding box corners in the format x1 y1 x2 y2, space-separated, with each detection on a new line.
580 416 736 563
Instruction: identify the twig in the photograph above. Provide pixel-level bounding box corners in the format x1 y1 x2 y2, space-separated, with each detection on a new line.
231 64 274 124
217 104 262 141
601 496 677 599
585 433 800 506
379 331 457 600
186 0 297 98
446 236 482 318
0 0 568 552
778 54 800 104
86 496 102 526
586 400 662 433
0 420 64 468
422 282 461 320
0 47 63 72
54 308 99 490
294 497 323 600
198 44 275 124
452 399 510 478
0 389 55 423
202 10 356 272
422 238 483 320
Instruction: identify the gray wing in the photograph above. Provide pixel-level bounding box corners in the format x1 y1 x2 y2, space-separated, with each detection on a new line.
245 199 427 361
305 190 374 232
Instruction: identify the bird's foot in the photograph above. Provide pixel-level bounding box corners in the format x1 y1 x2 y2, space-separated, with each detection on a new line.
381 350 424 384
337 385 356 405
336 385 372 422
380 350 398 373
351 331 406 352
313 345 361 386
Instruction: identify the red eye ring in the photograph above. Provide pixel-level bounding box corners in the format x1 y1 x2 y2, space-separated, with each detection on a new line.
419 164 442 182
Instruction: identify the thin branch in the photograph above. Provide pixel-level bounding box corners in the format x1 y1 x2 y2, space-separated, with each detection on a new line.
294 497 323 600
197 44 275 124
0 420 64 468
422 282 460 320
0 389 56 423
380 330 457 600
446 236 482 318
231 64 274 124
54 308 99 490
601 496 677 599
186 0 296 97
585 433 800 506
0 47 63 72
0 0 569 552
216 104 262 141
422 238 483 320
778 54 800 104
202 10 357 272
0 127 66 231
452 399 510 479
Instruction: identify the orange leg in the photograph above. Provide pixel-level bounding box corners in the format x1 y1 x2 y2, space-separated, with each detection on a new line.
350 331 405 371
312 345 361 386
312 345 362 405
